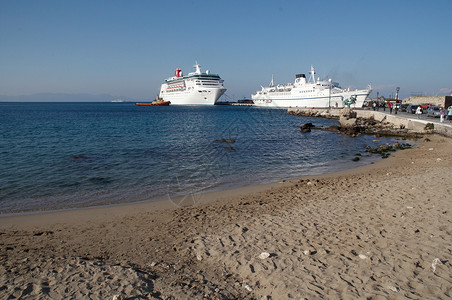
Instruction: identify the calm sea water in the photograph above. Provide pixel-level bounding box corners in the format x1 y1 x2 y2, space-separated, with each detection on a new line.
0 102 408 214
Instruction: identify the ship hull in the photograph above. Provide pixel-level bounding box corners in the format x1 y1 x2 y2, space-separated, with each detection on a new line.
160 87 226 105
252 89 371 108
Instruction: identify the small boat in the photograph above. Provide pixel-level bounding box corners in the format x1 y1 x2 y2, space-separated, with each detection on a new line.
136 97 171 106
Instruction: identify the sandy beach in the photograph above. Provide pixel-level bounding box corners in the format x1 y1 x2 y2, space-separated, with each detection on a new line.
1 134 451 299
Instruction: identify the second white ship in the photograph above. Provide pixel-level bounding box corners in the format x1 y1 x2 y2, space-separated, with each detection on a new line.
252 66 371 108
159 63 226 105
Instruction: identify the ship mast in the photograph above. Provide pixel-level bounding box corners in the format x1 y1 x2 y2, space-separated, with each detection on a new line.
194 61 201 74
270 74 274 87
309 65 316 83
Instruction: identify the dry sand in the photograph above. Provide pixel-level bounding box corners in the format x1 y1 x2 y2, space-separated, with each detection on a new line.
1 135 451 299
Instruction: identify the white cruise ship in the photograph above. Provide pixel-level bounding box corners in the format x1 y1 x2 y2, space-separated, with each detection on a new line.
159 63 226 105
252 66 371 108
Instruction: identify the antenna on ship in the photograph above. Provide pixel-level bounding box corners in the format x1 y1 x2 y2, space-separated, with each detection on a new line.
193 61 201 74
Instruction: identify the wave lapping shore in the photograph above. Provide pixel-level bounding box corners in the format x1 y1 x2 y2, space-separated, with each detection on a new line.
1 135 451 299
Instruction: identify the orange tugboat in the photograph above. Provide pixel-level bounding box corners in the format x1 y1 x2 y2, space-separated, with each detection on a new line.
136 97 170 106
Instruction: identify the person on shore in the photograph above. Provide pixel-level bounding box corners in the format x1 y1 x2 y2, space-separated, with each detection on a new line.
447 106 452 122
389 103 393 114
439 108 445 123
416 105 422 119
372 102 376 111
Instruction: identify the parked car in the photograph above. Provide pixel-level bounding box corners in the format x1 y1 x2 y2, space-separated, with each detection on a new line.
406 104 419 114
400 104 409 112
420 103 433 110
426 106 444 118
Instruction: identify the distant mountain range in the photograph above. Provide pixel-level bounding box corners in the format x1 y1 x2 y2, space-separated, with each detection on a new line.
0 93 148 102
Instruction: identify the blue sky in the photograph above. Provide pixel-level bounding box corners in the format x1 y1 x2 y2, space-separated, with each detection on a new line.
1 0 451 100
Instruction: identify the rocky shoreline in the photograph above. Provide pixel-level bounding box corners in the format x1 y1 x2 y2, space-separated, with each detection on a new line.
289 108 431 138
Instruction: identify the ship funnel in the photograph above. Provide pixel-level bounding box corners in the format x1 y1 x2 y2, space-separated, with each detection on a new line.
295 74 306 85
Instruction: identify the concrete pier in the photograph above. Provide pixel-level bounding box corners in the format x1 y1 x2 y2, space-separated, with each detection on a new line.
287 107 452 138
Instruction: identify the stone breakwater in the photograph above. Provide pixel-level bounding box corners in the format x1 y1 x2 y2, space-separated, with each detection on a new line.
287 107 452 138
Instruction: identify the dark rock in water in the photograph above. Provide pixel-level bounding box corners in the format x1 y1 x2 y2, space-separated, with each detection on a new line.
322 125 363 136
301 123 315 128
300 123 315 133
216 139 235 143
323 125 340 132
394 142 402 149
224 146 236 151
352 157 360 161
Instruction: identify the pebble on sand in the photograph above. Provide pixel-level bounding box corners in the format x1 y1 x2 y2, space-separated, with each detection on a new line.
358 254 368 260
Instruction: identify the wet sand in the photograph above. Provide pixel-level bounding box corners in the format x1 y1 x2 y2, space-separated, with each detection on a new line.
1 135 451 299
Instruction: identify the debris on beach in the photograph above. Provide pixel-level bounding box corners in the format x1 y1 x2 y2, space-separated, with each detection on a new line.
386 285 400 292
303 250 316 255
258 252 270 260
432 258 443 272
243 284 253 292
